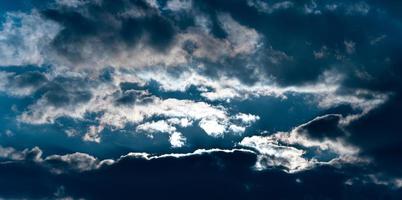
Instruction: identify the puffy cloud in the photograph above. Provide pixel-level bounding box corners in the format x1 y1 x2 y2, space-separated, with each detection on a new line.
234 113 260 125
137 120 177 135
217 13 261 55
0 11 60 67
83 125 104 143
13 71 258 144
228 124 246 134
0 145 29 161
240 135 313 172
136 120 186 147
0 0 254 71
169 132 186 148
198 118 226 137
44 152 114 173
240 114 364 173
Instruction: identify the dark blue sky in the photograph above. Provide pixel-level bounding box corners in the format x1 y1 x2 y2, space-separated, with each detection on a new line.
0 0 402 199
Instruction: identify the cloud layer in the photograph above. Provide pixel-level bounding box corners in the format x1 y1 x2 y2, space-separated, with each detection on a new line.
1 0 402 199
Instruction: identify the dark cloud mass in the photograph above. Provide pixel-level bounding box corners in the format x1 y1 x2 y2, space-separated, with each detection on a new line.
1 149 402 200
296 114 345 140
41 0 177 65
1 0 402 199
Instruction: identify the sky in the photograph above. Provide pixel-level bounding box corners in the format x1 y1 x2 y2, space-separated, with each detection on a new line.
0 0 402 199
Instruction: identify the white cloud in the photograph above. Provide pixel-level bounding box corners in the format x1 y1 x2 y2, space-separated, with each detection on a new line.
45 153 100 173
136 120 187 148
166 0 192 11
16 68 386 145
137 120 177 134
169 132 186 148
83 125 104 143
167 118 193 127
0 11 60 67
199 118 227 137
0 145 27 161
234 113 260 125
239 115 365 173
122 148 254 160
17 75 257 142
229 124 246 134
137 66 387 117
55 0 87 7
218 13 261 55
0 7 263 71
240 136 312 172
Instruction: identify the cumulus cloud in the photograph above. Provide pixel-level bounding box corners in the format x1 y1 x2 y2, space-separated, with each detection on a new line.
239 114 364 173
13 71 258 145
136 120 186 147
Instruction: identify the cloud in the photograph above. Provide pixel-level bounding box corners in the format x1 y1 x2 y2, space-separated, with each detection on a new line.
44 152 113 173
1 1 402 199
14 72 258 144
247 0 294 14
239 114 364 173
136 120 186 147
198 118 226 137
165 0 192 12
240 135 313 172
83 125 104 143
0 146 401 200
169 132 186 148
295 114 345 140
0 145 113 174
0 11 60 67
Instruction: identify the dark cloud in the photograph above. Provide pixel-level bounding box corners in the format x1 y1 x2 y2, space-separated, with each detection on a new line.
12 71 48 88
297 114 345 140
114 89 138 106
29 0 402 91
37 77 93 107
187 0 402 88
347 91 402 176
41 0 177 64
0 150 401 200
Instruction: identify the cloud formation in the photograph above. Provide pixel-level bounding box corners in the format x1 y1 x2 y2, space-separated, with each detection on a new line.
1 0 402 199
